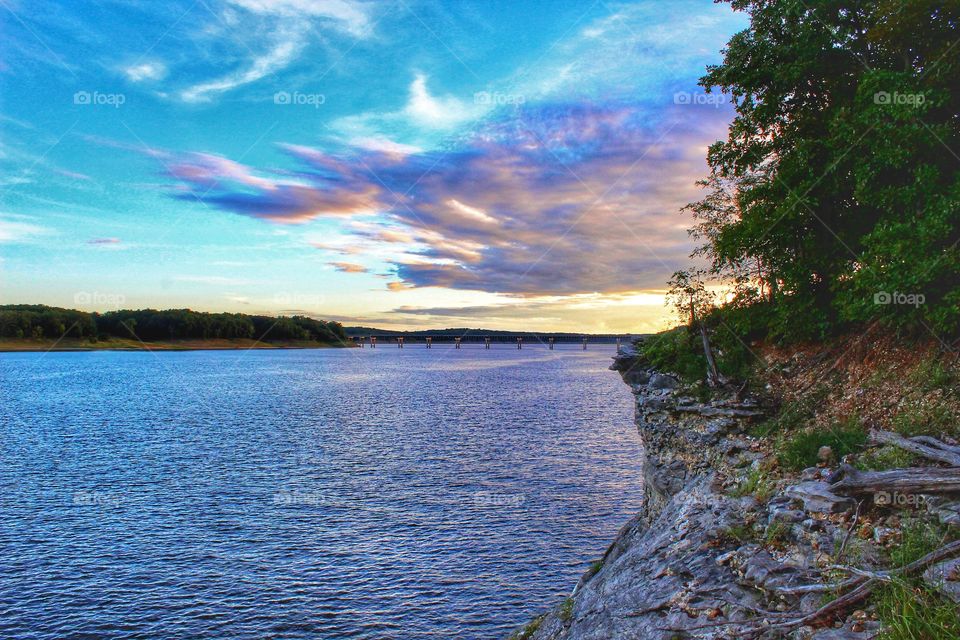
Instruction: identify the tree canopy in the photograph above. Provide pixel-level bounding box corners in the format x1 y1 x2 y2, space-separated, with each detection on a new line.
688 0 960 340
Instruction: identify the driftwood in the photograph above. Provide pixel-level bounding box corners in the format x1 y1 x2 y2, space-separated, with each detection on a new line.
666 540 960 637
828 464 960 496
740 539 960 638
911 435 960 455
870 430 960 466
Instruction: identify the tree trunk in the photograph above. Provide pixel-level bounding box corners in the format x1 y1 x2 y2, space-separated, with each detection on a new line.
700 321 722 387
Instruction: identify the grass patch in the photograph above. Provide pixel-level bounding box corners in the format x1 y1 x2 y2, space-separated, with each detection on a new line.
875 579 960 639
510 615 545 640
717 523 756 544
908 354 957 394
750 384 831 438
730 467 776 501
559 597 574 622
763 521 791 549
890 520 947 568
892 400 959 439
776 416 867 471
874 520 959 638
855 445 917 471
585 559 604 579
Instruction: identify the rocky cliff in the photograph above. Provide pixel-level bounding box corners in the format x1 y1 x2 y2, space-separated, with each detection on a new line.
510 340 960 640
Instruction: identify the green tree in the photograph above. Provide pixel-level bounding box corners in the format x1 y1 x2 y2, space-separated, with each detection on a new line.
690 0 960 338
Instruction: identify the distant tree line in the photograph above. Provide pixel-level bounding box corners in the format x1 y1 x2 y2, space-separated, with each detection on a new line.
0 305 347 344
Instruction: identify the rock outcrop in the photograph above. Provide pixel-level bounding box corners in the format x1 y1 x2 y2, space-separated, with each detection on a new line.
513 347 887 640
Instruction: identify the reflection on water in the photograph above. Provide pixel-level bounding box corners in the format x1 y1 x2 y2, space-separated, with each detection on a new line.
0 346 643 639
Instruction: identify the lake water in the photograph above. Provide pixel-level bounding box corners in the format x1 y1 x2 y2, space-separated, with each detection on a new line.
0 346 644 639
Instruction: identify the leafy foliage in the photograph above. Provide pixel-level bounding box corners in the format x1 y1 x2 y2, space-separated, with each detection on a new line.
687 0 960 338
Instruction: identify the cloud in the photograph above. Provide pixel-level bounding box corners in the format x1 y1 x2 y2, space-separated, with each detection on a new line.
404 73 481 129
174 275 254 285
124 61 167 82
228 0 371 36
0 215 49 243
180 37 300 103
446 198 496 224
160 100 729 296
329 261 368 273
87 237 121 245
177 0 374 102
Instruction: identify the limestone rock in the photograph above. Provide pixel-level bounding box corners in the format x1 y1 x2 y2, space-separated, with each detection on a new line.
786 482 855 514
647 373 679 390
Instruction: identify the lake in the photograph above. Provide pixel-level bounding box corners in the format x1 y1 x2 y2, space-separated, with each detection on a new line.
0 346 644 639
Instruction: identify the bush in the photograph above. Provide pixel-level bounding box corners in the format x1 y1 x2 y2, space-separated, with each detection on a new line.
638 327 707 385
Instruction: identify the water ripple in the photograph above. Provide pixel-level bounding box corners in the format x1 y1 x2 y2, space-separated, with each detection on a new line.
0 347 643 639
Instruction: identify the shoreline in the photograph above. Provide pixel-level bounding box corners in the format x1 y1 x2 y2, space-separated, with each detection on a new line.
0 338 347 352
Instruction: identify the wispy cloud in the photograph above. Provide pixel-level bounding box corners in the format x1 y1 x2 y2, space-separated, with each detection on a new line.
174 275 254 285
0 214 49 243
179 0 375 102
227 0 371 36
180 36 301 103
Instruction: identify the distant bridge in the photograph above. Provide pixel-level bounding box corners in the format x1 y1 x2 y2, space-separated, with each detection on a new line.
351 334 641 351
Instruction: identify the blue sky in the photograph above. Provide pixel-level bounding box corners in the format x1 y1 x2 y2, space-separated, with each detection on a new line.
0 0 747 332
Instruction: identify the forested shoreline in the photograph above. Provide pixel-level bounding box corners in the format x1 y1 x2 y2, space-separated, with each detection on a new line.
0 305 347 345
